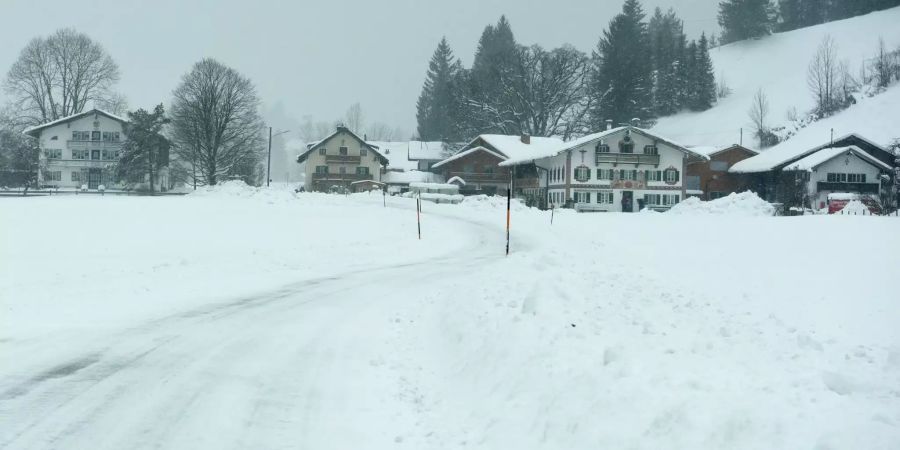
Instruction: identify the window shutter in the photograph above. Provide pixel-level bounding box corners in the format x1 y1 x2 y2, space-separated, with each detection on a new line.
675 170 680 183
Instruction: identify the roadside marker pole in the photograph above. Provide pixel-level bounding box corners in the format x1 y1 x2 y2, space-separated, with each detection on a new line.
417 195 422 240
383 189 386 208
506 187 511 256
550 204 555 225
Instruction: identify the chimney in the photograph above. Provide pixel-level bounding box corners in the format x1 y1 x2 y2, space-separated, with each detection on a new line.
631 118 641 128
520 133 531 144
605 119 613 131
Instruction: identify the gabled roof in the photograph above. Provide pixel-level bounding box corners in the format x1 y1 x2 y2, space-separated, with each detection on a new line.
782 145 892 172
23 109 128 138
407 141 446 161
366 141 418 171
296 127 388 165
498 126 707 166
434 134 564 169
730 133 889 173
687 144 759 158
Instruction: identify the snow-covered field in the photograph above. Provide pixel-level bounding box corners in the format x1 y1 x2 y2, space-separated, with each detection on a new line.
2 186 899 449
654 6 900 148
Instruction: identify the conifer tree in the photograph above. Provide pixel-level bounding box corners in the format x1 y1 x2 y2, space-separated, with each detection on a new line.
465 16 520 135
416 37 464 141
649 7 685 116
688 33 717 111
590 0 654 126
718 0 774 44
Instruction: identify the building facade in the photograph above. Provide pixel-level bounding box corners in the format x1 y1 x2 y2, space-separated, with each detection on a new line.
296 126 388 193
686 144 758 200
503 127 707 212
24 109 169 191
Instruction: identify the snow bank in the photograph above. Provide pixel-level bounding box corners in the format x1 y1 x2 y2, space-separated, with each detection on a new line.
189 180 299 204
837 200 871 215
668 191 775 216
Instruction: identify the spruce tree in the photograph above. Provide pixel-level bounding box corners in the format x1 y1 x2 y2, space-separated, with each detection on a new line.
590 0 654 127
116 104 170 193
465 16 520 135
718 0 774 44
689 33 717 111
416 37 463 141
649 7 685 116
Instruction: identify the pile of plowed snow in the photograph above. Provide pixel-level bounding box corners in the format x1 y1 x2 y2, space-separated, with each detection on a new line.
190 180 298 203
837 200 872 215
668 191 775 216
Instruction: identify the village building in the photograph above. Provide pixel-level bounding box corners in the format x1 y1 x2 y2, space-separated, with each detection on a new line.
685 144 759 200
407 141 447 171
730 133 896 210
296 126 389 193
500 125 708 212
23 108 169 191
432 134 563 197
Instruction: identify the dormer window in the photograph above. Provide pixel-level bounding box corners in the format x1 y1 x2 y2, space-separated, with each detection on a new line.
596 143 610 153
643 145 658 155
619 133 634 154
339 146 348 155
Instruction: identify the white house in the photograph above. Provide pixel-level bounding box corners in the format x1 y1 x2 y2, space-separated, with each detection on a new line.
23 108 169 191
500 125 708 212
781 146 892 209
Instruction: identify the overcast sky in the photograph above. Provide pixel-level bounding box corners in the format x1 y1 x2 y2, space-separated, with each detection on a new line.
0 0 718 136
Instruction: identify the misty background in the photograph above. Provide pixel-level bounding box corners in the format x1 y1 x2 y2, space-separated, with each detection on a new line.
0 0 717 135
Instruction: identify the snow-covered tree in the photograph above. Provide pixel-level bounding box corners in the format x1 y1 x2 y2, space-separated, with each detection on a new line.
115 104 170 193
416 37 465 141
718 0 774 44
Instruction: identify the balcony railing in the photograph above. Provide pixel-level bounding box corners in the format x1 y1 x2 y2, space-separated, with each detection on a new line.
325 155 361 164
67 140 123 150
817 181 879 194
595 153 660 166
446 171 508 183
312 173 373 182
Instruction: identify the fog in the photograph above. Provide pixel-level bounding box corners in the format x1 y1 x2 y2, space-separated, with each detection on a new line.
0 0 717 133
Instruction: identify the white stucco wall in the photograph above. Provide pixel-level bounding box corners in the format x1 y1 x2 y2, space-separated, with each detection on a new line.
303 129 384 191
807 152 884 208
36 112 127 189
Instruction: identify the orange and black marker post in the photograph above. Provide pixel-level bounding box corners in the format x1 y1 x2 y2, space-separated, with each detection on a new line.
416 195 422 240
505 187 511 256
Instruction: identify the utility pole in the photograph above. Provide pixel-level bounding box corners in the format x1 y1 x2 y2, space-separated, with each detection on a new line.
267 127 272 187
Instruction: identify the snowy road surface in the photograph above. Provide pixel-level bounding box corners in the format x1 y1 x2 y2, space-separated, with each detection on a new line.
2 188 899 449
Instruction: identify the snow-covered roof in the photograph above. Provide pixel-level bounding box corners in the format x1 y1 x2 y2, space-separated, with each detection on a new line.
408 141 446 161
783 146 892 171
435 134 564 169
499 126 706 166
687 144 759 158
447 176 466 186
731 132 889 173
296 127 388 165
367 141 418 171
409 182 458 190
23 109 128 137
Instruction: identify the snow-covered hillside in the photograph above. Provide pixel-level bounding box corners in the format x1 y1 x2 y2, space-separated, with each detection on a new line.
653 7 900 148
2 187 899 449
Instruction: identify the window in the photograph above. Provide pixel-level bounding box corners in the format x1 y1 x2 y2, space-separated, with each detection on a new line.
91 150 101 160
645 170 662 182
72 131 90 141
620 170 637 181
847 173 867 183
101 150 120 160
102 132 121 142
43 149 62 159
710 161 729 172
664 168 679 184
339 146 348 155
643 145 658 155
71 171 81 182
574 166 590 182
662 194 680 206
360 148 368 157
485 167 495 175
91 131 101 141
315 165 328 174
645 193 680 206
356 166 370 175
644 194 661 205
319 148 326 155
597 191 613 204
44 171 62 181
596 144 610 153
598 168 612 180
72 150 89 160
573 192 591 203
619 134 635 153
339 167 347 174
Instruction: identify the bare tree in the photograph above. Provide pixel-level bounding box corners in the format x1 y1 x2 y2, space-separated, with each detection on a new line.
343 103 365 134
716 71 732 99
872 37 897 88
3 28 120 126
95 92 129 116
170 58 265 186
748 87 777 148
365 122 395 141
807 36 842 117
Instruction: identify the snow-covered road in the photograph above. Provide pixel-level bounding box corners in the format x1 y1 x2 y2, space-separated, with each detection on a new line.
1 200 500 450
2 187 898 449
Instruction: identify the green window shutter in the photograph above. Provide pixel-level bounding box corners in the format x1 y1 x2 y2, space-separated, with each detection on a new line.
675 170 680 183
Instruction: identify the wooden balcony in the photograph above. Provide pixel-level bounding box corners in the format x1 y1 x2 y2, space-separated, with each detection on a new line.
312 173 373 182
595 153 660 166
325 155 361 164
817 181 879 194
67 140 123 150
